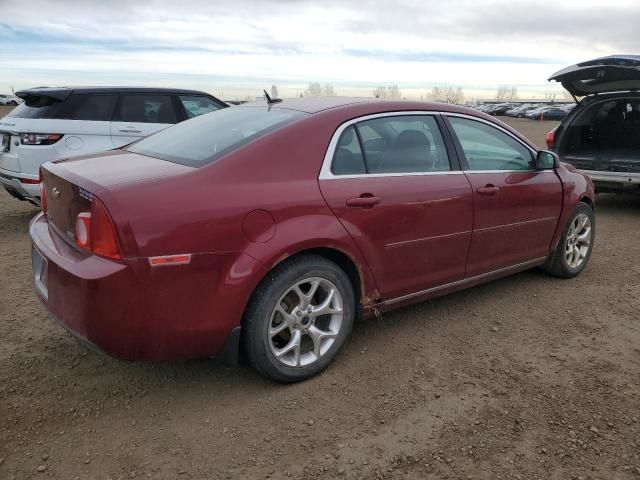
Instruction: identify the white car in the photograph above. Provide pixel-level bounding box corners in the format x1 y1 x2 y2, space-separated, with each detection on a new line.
0 87 226 205
0 94 21 106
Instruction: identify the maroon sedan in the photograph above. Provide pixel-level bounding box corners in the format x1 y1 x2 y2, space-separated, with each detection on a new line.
31 97 595 382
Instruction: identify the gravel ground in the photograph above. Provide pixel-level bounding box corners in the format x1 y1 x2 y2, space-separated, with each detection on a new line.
1 116 639 480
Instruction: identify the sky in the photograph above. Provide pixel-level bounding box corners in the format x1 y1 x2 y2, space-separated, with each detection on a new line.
0 0 638 101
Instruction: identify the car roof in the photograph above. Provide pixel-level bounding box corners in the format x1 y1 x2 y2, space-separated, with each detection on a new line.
240 96 475 115
238 97 539 150
15 86 217 101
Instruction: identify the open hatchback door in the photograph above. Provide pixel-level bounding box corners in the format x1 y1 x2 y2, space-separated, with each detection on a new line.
549 55 640 98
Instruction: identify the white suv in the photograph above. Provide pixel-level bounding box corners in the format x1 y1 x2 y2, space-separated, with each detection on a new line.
0 94 21 106
0 87 226 205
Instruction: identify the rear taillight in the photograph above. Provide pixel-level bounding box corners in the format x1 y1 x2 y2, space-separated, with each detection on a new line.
546 128 556 149
39 169 47 214
20 133 63 146
74 196 122 260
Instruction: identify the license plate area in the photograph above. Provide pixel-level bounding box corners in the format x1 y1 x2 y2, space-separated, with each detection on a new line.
0 133 10 153
32 246 48 300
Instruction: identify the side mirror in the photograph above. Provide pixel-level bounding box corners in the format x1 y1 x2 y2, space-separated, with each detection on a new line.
535 150 559 170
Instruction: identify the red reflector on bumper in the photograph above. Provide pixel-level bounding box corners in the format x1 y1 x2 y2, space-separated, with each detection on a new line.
148 254 191 267
20 178 40 185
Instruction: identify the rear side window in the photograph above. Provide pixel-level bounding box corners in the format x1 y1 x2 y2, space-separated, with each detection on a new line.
331 115 450 175
179 96 222 118
59 94 116 121
331 126 367 175
127 106 306 167
117 95 178 124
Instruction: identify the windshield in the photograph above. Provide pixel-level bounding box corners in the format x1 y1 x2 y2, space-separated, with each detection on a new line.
127 106 306 167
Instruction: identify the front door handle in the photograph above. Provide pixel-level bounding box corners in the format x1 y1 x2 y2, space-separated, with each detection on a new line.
477 185 500 196
118 129 142 134
346 195 381 208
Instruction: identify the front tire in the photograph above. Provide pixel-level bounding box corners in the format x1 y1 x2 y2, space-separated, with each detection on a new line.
544 203 595 278
243 254 356 383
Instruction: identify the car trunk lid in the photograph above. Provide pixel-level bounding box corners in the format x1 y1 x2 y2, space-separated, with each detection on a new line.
42 150 194 244
549 55 640 97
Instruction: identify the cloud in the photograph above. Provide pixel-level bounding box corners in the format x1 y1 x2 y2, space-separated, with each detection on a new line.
0 0 636 98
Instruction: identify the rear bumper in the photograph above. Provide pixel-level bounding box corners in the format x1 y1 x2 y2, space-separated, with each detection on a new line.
29 213 266 362
577 169 640 191
0 167 40 204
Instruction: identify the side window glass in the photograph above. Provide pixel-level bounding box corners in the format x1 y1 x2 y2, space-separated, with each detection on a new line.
63 94 116 121
118 95 178 124
331 126 367 175
179 96 222 118
448 117 533 171
359 115 450 173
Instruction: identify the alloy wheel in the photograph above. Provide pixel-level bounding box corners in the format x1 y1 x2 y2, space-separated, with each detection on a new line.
268 277 344 368
565 213 592 269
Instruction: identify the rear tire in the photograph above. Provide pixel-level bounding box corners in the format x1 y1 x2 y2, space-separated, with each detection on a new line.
243 254 356 383
543 203 595 278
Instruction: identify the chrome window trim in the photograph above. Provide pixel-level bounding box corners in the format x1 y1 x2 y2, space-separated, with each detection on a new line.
319 110 542 180
319 111 455 180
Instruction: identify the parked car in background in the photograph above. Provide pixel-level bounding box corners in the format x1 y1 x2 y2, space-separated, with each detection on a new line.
486 103 516 116
31 97 595 383
506 104 539 117
527 107 567 121
0 94 21 106
548 55 640 193
0 87 227 205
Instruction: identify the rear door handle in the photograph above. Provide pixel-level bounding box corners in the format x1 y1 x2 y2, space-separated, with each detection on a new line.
477 185 500 196
118 129 142 134
346 195 381 208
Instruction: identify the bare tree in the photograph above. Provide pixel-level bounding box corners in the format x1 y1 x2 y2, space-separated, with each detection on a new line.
270 85 279 98
427 86 464 104
303 82 336 97
545 91 558 103
496 85 519 102
372 85 403 99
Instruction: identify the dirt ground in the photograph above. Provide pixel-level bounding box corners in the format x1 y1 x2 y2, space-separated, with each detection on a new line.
1 116 639 480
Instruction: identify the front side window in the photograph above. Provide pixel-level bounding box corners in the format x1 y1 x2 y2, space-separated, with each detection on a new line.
448 117 533 171
117 94 178 124
179 95 222 118
127 106 306 167
330 115 450 175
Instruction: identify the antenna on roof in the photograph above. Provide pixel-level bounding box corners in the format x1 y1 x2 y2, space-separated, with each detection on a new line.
264 89 282 105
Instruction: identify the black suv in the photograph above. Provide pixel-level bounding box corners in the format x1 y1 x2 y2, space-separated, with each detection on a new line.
547 55 640 193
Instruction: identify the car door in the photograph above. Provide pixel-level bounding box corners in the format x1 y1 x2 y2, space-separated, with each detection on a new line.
319 113 474 300
444 114 563 277
110 93 179 147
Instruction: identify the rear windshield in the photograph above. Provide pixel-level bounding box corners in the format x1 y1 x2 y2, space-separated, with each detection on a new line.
8 94 116 121
127 106 306 167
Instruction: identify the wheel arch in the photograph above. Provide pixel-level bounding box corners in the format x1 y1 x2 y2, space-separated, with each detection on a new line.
579 195 594 210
